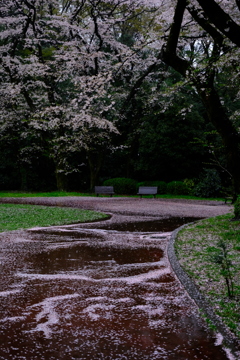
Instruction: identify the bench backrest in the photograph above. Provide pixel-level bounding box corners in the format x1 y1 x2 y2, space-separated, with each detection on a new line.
94 186 114 194
138 186 158 194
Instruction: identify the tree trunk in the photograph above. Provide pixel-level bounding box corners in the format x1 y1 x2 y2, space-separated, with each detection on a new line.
20 166 28 191
55 164 68 191
196 81 240 199
158 0 240 199
87 152 104 191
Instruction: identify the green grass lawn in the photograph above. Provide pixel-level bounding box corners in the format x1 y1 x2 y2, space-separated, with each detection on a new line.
0 203 109 232
0 190 225 202
0 191 93 197
175 212 240 339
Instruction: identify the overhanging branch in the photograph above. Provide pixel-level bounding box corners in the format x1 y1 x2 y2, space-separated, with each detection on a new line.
196 0 240 47
160 0 190 76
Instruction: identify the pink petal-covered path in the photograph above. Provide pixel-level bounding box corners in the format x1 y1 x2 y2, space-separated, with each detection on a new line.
0 197 237 359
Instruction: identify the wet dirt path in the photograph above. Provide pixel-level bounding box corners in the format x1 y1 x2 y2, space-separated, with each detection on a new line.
0 207 235 360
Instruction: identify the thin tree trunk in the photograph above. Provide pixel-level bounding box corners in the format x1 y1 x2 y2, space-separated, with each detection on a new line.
55 163 68 191
87 152 104 191
20 166 28 191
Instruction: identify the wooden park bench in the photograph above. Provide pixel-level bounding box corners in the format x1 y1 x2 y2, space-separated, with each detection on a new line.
94 186 115 197
224 195 234 204
222 188 235 204
137 186 158 198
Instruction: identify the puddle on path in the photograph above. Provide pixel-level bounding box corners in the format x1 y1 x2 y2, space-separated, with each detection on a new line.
0 217 236 359
83 217 198 232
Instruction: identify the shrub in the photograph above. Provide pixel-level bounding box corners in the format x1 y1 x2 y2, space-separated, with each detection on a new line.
234 199 240 219
137 181 167 194
154 181 167 194
183 178 195 195
167 181 189 195
103 178 137 195
193 169 222 198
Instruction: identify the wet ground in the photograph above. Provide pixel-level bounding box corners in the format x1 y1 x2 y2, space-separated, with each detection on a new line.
0 205 236 360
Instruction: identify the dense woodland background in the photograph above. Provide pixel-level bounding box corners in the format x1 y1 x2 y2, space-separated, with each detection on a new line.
1 0 240 196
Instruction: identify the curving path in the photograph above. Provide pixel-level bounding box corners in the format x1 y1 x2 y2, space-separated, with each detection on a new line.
0 196 233 218
0 196 238 360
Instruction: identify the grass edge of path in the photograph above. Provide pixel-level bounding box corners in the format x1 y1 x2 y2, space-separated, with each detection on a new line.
0 203 110 232
175 212 240 341
0 190 226 202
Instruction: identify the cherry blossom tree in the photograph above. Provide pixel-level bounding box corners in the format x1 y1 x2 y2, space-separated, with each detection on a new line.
2 0 240 194
0 0 158 190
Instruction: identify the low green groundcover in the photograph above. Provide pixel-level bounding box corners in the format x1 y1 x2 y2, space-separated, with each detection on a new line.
0 203 108 232
175 213 240 338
